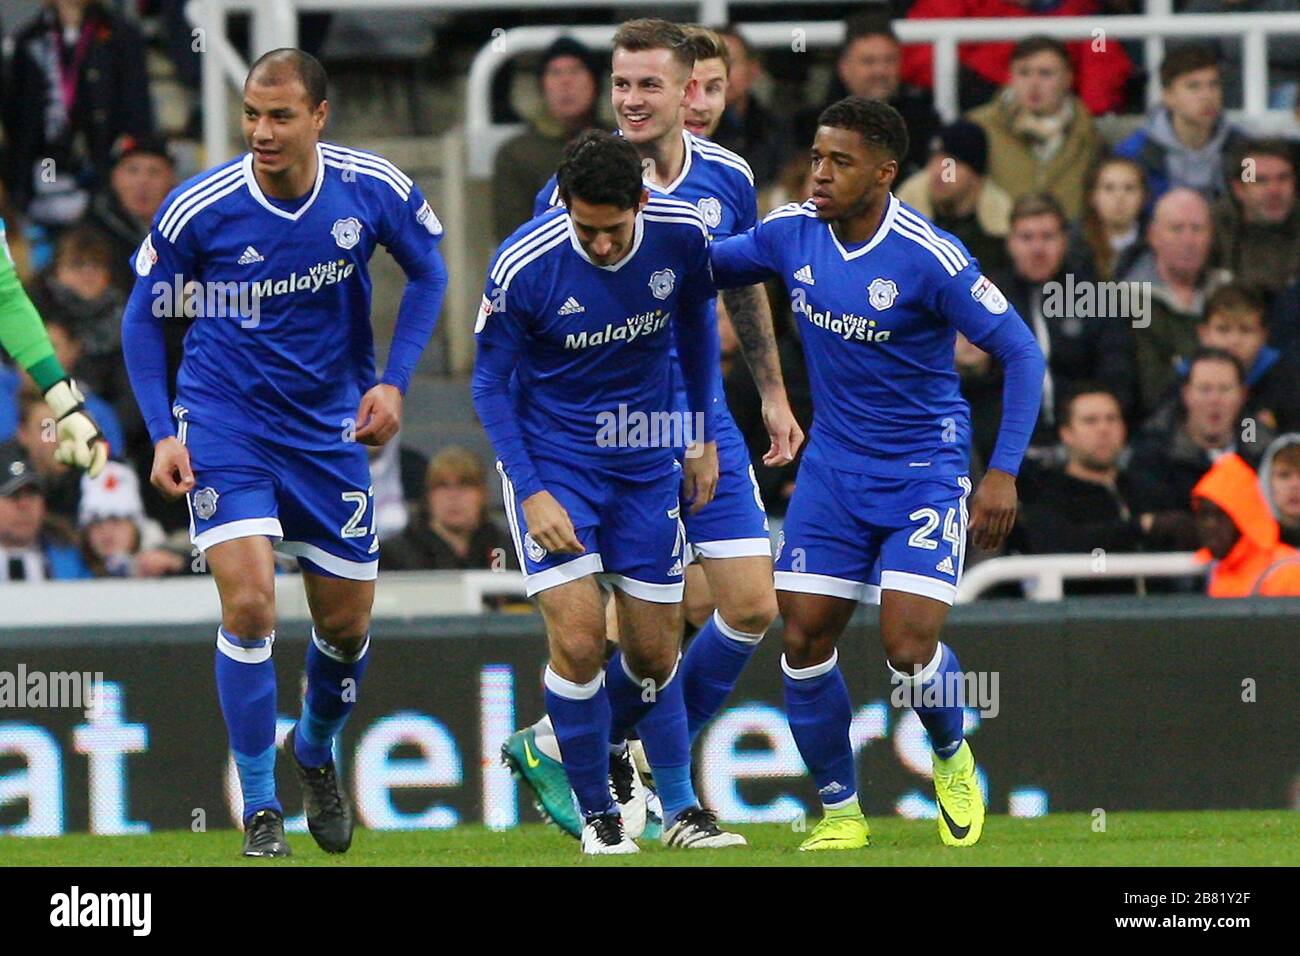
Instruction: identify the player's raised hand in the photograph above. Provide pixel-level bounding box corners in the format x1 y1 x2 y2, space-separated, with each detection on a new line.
682 440 719 514
761 397 804 467
968 468 1018 551
150 436 195 499
522 491 584 554
353 384 403 446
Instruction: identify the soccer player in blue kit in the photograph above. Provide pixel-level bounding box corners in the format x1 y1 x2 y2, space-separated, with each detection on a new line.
711 97 1046 850
473 130 749 853
121 50 447 857
502 20 801 840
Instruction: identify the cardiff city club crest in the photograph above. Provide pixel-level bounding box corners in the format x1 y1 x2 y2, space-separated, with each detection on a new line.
649 269 676 300
331 217 363 250
868 277 899 310
523 533 547 563
697 197 723 229
193 487 220 520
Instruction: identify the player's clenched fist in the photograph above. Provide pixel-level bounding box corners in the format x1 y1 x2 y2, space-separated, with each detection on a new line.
44 378 109 478
151 436 195 499
522 490 585 554
353 383 402 446
682 440 719 514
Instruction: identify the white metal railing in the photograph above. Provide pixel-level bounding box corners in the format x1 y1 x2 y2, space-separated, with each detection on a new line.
0 555 1209 627
0 570 529 628
955 552 1205 603
185 0 856 164
465 12 1300 178
184 3 1300 174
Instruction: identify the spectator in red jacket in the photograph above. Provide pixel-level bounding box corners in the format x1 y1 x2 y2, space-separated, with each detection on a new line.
899 0 1134 115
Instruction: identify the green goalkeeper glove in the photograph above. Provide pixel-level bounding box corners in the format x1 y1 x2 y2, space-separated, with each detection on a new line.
43 378 109 478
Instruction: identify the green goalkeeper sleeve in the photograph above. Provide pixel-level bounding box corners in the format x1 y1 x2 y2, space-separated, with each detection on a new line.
0 218 67 391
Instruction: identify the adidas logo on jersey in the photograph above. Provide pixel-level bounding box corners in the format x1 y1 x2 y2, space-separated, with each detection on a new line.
936 555 955 575
238 246 265 265
794 265 815 285
668 557 683 577
558 297 585 315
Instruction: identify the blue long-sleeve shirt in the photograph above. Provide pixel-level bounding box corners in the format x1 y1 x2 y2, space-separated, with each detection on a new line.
471 202 720 501
121 142 447 448
710 195 1045 478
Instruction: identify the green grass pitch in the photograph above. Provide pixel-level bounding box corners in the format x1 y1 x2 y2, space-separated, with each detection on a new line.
5 811 1297 866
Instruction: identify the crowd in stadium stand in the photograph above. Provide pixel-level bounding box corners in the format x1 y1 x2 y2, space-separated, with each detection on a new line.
2 1 1299 597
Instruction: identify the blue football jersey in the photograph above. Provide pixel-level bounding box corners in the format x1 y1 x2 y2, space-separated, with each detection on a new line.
533 130 757 427
711 194 1026 479
471 198 719 501
130 142 444 449
533 129 757 240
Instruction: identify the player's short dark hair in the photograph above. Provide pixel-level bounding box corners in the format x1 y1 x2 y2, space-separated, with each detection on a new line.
1203 283 1268 327
817 96 909 166
556 130 644 210
1009 192 1068 231
246 48 329 109
1010 35 1071 69
612 19 695 77
1159 43 1220 88
1185 346 1245 386
1058 380 1122 426
682 24 730 74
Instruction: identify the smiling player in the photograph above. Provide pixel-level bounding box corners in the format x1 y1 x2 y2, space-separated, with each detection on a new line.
473 131 746 853
503 20 799 842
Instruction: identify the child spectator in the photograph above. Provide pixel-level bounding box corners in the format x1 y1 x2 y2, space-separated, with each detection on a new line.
78 460 186 577
1069 156 1148 282
1116 45 1246 207
25 225 125 402
1259 433 1300 548
1193 284 1300 433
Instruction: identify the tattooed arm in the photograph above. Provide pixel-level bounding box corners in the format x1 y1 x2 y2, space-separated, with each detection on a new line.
718 284 804 465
